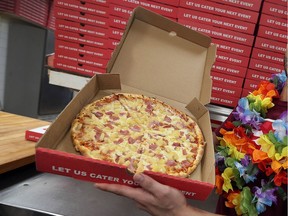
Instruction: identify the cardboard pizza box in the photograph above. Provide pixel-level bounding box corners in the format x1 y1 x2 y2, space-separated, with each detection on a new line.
25 125 50 142
36 7 216 200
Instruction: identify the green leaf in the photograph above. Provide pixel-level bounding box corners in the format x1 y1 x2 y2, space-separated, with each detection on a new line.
225 157 237 168
216 146 230 157
277 187 287 201
233 168 245 189
246 163 259 177
240 187 258 216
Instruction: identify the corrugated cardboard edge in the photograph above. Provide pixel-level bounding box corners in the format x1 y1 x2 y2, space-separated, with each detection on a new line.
201 45 217 105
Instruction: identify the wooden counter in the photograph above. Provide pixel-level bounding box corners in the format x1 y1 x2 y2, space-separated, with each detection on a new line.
0 111 50 174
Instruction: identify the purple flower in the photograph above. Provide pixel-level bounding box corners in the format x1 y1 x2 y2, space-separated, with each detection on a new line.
279 110 288 123
233 98 264 129
241 155 250 167
234 155 258 184
271 70 287 92
215 152 225 164
253 180 278 214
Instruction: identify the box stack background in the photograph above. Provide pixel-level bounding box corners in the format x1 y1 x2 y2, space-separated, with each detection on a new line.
242 0 287 97
0 0 50 27
47 0 56 30
52 0 110 77
0 0 15 13
178 0 262 108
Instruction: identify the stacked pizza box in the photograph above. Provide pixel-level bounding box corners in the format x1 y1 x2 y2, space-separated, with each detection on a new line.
177 0 262 108
0 0 49 27
25 125 50 142
47 0 56 30
107 0 179 51
0 0 16 13
242 0 287 97
53 0 111 77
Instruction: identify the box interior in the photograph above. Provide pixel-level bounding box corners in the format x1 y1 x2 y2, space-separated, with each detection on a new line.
108 7 215 105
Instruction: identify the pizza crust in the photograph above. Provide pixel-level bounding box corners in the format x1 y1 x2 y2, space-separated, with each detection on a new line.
71 93 205 178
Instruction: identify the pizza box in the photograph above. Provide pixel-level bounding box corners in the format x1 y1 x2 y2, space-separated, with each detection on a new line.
212 82 242 98
178 8 256 35
259 14 287 32
109 0 178 19
251 47 285 65
36 7 216 200
249 58 283 74
108 27 125 41
54 58 106 77
108 15 129 30
262 1 287 20
265 0 287 7
55 29 108 49
179 0 259 23
246 69 273 81
55 19 109 39
107 38 120 50
55 48 109 68
25 125 50 142
212 38 252 57
211 71 245 87
109 4 134 19
243 78 260 91
212 61 247 78
54 6 109 28
254 36 287 54
257 25 288 44
55 0 109 17
179 19 255 46
150 0 180 7
216 50 250 68
55 39 112 60
207 0 262 12
210 92 239 108
74 0 109 7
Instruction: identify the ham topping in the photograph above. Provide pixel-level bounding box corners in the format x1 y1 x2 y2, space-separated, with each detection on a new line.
164 115 172 123
128 137 136 144
166 160 177 166
181 160 191 168
172 142 181 147
149 143 157 150
182 149 187 155
114 138 124 144
94 112 103 118
109 115 120 121
119 129 129 135
104 123 114 129
130 125 141 132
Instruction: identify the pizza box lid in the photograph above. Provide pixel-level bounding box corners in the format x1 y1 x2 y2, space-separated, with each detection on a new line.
107 6 216 106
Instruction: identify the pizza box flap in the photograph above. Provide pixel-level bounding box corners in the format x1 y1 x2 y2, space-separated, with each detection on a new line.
107 6 216 105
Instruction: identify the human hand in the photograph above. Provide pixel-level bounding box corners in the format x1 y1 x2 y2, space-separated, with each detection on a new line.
95 173 216 216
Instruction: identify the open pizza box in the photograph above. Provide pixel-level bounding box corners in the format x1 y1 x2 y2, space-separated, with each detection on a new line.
36 7 216 200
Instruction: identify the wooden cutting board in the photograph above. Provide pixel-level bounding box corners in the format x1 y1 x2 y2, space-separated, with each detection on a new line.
0 111 50 174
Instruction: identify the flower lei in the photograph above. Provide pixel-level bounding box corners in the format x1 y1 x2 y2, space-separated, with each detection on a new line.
215 71 287 215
